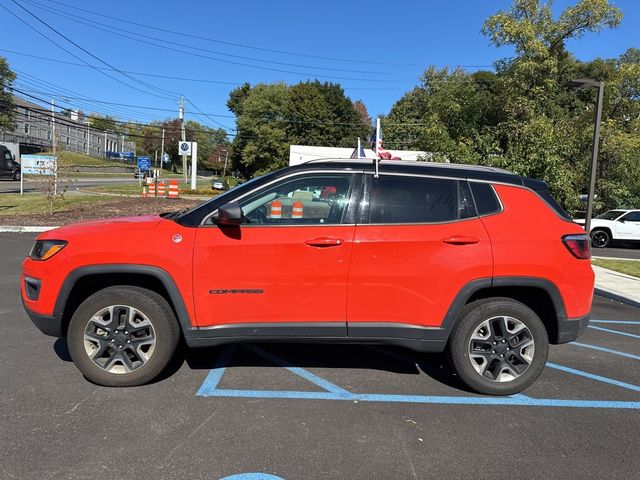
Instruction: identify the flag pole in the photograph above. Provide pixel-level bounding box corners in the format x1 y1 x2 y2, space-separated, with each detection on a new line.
357 137 361 159
374 118 381 178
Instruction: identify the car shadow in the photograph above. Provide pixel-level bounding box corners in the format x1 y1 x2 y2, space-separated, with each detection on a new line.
54 337 473 393
183 342 474 393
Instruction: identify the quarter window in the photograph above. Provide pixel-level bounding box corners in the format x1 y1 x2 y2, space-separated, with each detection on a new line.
369 176 475 224
470 182 501 216
237 174 355 225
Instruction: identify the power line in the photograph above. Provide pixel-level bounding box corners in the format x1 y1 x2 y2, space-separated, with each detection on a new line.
39 0 433 68
5 0 177 100
0 48 408 92
15 0 402 84
23 0 407 78
12 72 233 118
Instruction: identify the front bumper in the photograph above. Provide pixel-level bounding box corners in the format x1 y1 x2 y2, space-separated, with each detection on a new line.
556 312 590 344
22 297 63 337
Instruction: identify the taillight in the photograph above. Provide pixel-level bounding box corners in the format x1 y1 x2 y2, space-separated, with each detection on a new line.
562 234 590 259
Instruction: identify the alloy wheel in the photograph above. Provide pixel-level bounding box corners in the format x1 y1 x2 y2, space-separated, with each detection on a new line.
468 316 535 382
83 305 156 374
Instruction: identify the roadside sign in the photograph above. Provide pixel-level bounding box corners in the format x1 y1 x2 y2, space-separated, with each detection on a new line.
178 141 192 156
137 156 151 170
21 154 56 175
163 153 170 163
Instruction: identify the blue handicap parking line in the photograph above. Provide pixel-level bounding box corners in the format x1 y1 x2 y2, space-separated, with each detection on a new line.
589 325 640 339
546 362 640 392
196 344 640 410
571 342 640 361
591 319 640 325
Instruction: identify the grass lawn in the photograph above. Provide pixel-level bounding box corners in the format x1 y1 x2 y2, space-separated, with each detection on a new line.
37 151 176 176
88 180 221 197
592 258 640 278
39 151 132 168
0 193 117 216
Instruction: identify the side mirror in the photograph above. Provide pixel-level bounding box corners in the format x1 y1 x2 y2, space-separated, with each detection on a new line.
618 218 626 223
213 202 242 226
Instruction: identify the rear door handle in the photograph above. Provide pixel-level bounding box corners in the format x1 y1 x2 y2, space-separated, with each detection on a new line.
442 235 480 245
305 237 343 247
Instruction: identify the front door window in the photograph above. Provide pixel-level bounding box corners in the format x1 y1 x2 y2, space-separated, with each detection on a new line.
238 174 355 225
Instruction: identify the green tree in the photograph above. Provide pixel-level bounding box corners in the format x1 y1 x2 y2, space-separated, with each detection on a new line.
185 120 229 170
228 81 371 177
0 57 17 130
385 0 633 212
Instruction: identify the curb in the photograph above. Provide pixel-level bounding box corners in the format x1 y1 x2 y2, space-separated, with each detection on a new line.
0 226 59 233
594 288 640 309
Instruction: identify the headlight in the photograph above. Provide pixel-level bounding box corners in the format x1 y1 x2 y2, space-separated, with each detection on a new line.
29 240 67 261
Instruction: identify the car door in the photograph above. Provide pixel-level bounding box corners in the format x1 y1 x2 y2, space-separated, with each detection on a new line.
192 171 361 332
347 174 493 334
617 211 640 240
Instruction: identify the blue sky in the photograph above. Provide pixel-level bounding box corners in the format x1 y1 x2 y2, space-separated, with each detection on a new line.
1 0 638 134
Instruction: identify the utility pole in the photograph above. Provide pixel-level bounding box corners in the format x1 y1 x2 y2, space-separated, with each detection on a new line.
160 128 165 169
179 96 186 184
222 148 229 177
51 99 56 157
51 99 57 195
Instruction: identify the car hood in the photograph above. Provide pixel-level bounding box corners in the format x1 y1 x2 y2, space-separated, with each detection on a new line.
38 215 164 239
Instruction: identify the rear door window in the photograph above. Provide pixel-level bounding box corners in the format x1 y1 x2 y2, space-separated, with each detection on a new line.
369 175 476 224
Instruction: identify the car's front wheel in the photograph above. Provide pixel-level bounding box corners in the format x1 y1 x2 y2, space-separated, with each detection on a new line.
591 229 611 248
13 171 21 181
448 298 548 395
67 286 180 387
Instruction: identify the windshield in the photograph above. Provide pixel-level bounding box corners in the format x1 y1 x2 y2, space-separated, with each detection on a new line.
595 210 625 220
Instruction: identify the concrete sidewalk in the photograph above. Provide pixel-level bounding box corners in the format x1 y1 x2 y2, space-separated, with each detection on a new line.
593 265 640 308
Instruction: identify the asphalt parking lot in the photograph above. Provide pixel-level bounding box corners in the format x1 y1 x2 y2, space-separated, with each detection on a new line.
2 233 639 480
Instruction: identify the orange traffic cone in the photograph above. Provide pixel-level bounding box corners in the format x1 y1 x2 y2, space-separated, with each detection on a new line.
157 181 166 197
148 182 156 197
270 200 282 219
292 201 304 219
168 180 180 199
141 186 147 198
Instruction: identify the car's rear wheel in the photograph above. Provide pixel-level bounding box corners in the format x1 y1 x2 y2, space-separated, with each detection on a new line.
591 229 611 248
67 286 180 387
448 298 548 395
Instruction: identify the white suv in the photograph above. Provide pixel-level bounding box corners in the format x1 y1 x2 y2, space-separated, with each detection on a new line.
575 209 640 247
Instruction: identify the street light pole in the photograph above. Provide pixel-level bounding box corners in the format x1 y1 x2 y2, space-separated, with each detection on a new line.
585 81 604 236
568 79 605 236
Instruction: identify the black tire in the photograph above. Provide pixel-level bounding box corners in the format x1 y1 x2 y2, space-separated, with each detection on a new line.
67 286 180 387
448 298 548 396
590 229 611 248
13 171 21 181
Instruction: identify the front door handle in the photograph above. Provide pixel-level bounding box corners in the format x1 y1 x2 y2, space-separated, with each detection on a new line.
442 235 480 245
305 237 343 247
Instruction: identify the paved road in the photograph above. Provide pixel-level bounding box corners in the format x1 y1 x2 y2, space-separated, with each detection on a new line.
594 245 640 260
2 233 639 479
0 176 138 194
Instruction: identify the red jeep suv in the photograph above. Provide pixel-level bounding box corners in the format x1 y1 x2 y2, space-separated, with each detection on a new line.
21 160 594 395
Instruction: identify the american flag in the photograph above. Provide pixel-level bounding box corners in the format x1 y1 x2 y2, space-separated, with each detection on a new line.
371 119 400 160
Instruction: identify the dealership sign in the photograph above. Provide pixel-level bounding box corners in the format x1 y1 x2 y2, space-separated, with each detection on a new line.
21 154 57 176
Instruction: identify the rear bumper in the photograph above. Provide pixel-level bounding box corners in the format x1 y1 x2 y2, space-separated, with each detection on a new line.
22 297 63 337
556 312 590 344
